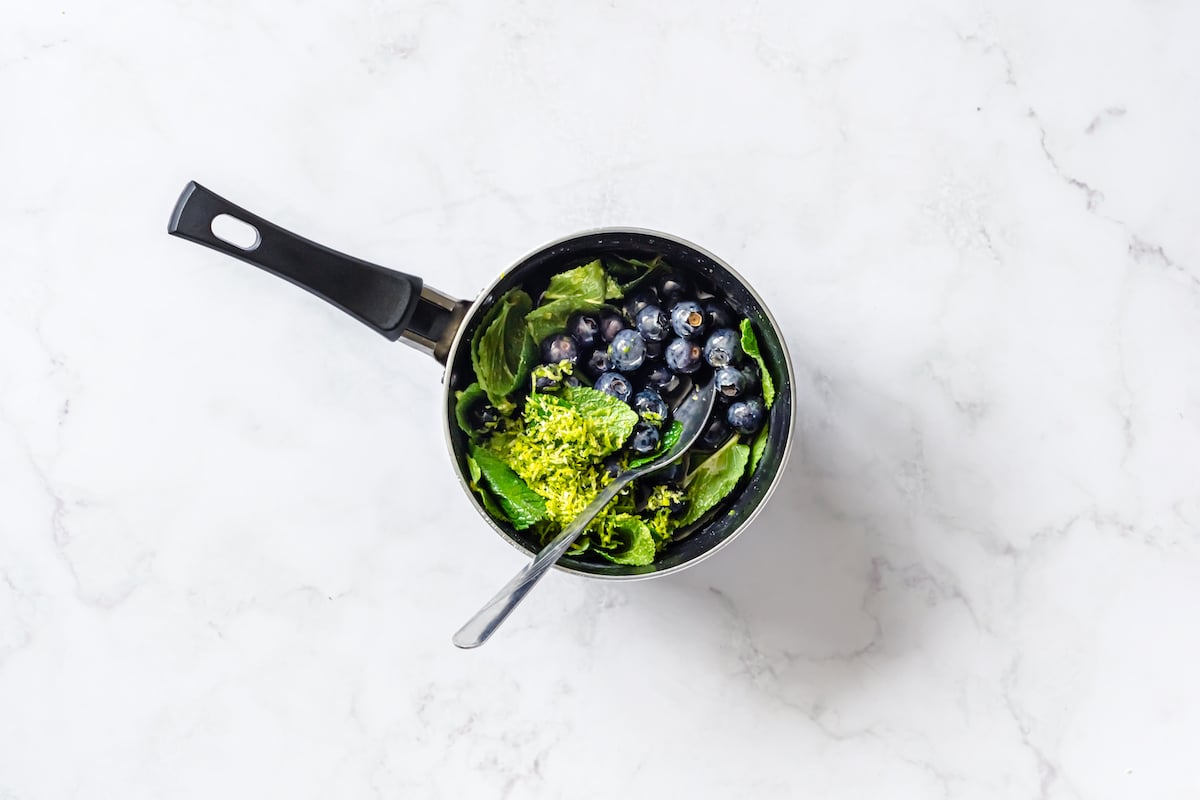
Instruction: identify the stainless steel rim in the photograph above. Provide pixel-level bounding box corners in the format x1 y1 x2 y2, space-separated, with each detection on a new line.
439 227 797 580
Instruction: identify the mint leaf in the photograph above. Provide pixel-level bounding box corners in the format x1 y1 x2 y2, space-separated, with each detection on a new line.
739 318 776 408
479 490 506 520
627 420 683 469
660 419 683 451
748 423 768 474
466 454 508 520
595 514 656 566
454 382 487 437
605 255 661 292
525 298 605 344
679 435 749 526
543 259 608 304
561 384 639 453
472 289 535 410
470 445 547 530
526 260 623 342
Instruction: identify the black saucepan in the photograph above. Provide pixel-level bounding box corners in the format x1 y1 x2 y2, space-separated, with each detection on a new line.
168 181 794 579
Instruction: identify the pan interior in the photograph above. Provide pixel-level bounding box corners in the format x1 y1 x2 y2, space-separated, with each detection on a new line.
444 230 792 578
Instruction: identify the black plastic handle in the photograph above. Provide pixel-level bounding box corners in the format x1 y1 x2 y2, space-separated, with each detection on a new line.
168 181 422 341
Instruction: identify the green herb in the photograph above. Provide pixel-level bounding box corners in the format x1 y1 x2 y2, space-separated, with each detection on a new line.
471 289 536 411
525 298 606 344
477 484 506 520
595 514 656 566
469 445 547 530
605 255 661 292
454 382 487 437
739 318 776 408
661 419 684 450
748 423 769 474
543 259 609 304
560 384 640 449
491 387 637 533
679 435 749 527
627 420 683 469
466 454 508 520
525 259 629 343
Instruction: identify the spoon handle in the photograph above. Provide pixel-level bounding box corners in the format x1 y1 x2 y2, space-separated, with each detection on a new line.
452 475 632 649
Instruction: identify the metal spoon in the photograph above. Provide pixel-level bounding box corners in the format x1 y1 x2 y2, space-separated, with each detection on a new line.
452 379 718 649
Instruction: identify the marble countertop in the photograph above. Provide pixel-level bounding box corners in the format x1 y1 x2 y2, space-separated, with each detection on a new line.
3 1 1199 797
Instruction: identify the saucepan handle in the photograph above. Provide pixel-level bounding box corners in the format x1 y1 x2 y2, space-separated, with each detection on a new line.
169 181 461 352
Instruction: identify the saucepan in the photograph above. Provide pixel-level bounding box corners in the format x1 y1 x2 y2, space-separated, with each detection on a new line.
168 181 794 579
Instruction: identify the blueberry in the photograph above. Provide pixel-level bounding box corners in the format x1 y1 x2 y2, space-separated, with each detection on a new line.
568 312 602 349
727 398 765 434
628 423 660 455
703 328 742 368
625 285 660 318
582 347 614 379
602 453 623 479
468 401 500 430
643 339 664 361
665 338 704 373
714 365 748 400
599 312 628 343
644 363 680 392
541 333 579 365
635 305 671 342
699 416 730 449
657 272 689 302
564 374 583 388
534 374 560 392
670 300 708 339
705 300 736 330
667 491 689 516
609 329 646 372
631 389 669 426
594 372 632 402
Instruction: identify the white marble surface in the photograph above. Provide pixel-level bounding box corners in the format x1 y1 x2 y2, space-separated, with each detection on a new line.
3 1 1199 797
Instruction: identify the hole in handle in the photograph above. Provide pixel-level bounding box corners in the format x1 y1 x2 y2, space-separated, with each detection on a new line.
211 214 261 251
